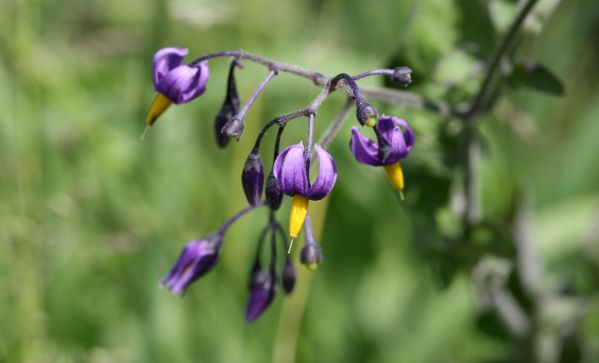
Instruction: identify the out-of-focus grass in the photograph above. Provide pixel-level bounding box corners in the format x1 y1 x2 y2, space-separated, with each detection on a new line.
1 0 599 362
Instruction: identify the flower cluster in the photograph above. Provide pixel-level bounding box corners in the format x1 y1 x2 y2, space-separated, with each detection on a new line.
146 48 414 322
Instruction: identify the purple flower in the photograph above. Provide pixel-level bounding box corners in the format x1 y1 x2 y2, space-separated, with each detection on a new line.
160 235 221 295
274 142 338 239
246 269 277 322
273 143 337 201
146 48 210 126
349 115 414 193
349 115 414 166
153 47 210 104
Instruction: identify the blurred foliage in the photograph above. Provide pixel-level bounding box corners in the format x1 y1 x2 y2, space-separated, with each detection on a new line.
1 0 599 362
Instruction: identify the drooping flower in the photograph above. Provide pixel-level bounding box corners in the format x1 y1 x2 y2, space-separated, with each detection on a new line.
350 115 414 192
146 47 210 126
160 234 221 295
246 268 277 322
273 142 337 239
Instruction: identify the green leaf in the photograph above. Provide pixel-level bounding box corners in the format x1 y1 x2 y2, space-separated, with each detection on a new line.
508 62 566 96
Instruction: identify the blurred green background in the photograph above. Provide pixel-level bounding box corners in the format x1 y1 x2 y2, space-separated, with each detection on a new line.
2 0 599 362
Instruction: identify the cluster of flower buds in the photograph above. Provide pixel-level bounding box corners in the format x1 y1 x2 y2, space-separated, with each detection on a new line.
146 48 414 322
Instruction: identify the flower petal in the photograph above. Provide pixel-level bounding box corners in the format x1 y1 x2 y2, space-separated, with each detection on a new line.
307 144 337 200
155 63 209 104
153 47 188 86
273 143 308 196
349 127 383 166
377 116 411 164
394 117 415 151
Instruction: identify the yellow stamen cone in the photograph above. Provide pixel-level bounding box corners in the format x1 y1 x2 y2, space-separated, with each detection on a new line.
289 195 309 239
384 162 405 192
145 93 172 126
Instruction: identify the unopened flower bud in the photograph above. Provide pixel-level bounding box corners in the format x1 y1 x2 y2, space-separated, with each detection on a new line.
222 115 245 141
246 269 276 322
214 62 241 148
282 258 296 294
242 151 264 206
357 103 378 127
265 171 283 211
300 243 323 271
160 234 222 294
391 66 412 86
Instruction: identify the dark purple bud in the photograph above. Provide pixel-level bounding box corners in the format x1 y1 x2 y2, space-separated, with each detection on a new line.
222 115 244 141
356 103 378 127
160 234 222 295
214 62 241 148
282 258 296 294
265 171 283 211
242 151 264 206
246 269 277 322
300 243 323 271
391 66 412 86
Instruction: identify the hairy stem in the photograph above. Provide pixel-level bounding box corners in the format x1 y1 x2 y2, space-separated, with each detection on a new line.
190 50 328 85
236 69 277 123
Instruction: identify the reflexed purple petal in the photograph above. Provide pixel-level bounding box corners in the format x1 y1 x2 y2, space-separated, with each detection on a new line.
273 143 308 196
306 144 337 200
384 126 408 165
245 270 276 322
379 116 413 157
160 237 221 295
349 127 383 166
153 47 188 86
155 62 209 104
376 116 398 146
394 118 415 151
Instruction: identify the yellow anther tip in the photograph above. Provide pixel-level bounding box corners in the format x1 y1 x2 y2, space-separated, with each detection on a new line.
145 93 172 126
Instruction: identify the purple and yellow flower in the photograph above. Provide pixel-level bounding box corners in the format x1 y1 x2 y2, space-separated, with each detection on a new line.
273 142 337 239
160 235 221 295
146 47 210 126
350 115 414 194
